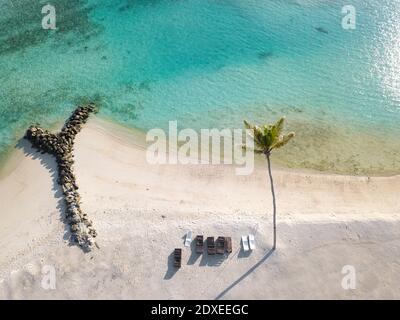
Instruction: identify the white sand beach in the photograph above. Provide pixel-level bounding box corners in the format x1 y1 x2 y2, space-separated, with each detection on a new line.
0 117 400 299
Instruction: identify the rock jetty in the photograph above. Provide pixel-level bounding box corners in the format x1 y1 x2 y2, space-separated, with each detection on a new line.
25 104 98 251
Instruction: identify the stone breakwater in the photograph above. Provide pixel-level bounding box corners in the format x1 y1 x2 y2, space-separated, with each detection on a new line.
25 104 98 251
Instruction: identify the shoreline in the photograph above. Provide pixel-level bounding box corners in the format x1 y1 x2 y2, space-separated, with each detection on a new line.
93 116 400 180
1 115 400 299
1 115 399 180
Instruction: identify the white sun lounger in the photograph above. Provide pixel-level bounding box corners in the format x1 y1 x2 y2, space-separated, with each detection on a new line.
184 230 192 247
248 234 255 250
241 235 249 252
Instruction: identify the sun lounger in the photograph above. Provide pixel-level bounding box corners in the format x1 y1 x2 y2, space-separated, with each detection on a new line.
184 230 192 247
225 237 232 253
241 235 249 252
207 237 216 255
174 248 182 268
248 234 255 250
216 237 225 254
196 235 204 254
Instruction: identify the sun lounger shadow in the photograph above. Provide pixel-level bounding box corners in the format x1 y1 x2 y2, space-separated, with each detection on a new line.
199 250 208 266
198 250 225 267
237 249 252 259
206 253 225 267
164 251 179 280
187 241 201 265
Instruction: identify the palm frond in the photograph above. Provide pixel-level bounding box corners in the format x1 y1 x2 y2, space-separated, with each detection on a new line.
271 117 285 138
243 120 254 130
270 132 295 150
245 120 265 150
244 117 294 154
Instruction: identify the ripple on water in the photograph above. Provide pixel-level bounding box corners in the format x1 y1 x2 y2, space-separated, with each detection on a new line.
0 0 399 175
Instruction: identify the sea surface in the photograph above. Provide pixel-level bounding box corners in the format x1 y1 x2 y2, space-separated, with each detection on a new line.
0 0 399 175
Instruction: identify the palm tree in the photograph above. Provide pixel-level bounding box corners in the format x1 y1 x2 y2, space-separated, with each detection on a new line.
244 117 295 250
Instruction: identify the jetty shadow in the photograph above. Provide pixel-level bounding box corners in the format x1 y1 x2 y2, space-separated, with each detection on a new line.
15 138 73 246
215 248 275 300
164 251 179 280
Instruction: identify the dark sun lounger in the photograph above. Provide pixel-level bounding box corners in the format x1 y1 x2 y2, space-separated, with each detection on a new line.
174 248 182 268
225 237 232 253
207 237 216 255
216 237 225 254
196 235 204 254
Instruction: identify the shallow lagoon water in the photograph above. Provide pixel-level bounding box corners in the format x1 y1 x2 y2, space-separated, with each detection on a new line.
0 0 399 175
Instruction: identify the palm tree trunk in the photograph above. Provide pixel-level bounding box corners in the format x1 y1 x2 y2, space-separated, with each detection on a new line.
266 153 277 250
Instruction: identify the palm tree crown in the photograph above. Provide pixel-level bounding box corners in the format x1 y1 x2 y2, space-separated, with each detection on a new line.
244 117 295 156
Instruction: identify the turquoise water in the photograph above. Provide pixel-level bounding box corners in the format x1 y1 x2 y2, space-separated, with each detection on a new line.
0 0 399 174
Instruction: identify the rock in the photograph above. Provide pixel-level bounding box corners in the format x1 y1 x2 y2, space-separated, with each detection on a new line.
24 104 98 251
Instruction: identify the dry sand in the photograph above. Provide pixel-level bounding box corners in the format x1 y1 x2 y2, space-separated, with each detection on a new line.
0 117 399 299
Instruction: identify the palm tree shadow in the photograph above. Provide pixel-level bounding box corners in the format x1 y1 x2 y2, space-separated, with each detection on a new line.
214 248 275 300
15 138 74 246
